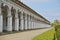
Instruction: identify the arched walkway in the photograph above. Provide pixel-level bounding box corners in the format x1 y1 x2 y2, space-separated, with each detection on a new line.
11 7 16 31
0 0 51 33
1 3 9 32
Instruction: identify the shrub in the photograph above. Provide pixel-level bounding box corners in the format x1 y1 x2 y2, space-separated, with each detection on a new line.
55 25 60 40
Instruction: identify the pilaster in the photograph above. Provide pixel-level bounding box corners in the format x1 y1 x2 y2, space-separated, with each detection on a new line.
25 14 27 30
20 12 24 30
0 3 3 32
15 10 19 31
7 7 12 31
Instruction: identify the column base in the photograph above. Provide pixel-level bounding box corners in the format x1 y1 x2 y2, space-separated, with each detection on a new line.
15 18 19 31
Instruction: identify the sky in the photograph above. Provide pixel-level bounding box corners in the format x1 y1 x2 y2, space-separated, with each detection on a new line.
21 0 60 22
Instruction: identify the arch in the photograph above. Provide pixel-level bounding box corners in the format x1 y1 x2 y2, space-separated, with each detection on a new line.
23 13 25 30
11 7 16 16
27 14 29 29
11 7 16 31
30 15 31 21
18 11 21 31
1 4 9 32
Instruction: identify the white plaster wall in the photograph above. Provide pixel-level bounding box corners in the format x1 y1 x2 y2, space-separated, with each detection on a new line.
0 15 3 32
0 2 3 32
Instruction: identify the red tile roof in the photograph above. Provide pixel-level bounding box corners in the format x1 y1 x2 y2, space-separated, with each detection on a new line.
56 20 60 24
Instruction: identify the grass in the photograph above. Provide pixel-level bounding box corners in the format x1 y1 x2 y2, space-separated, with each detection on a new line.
32 28 54 40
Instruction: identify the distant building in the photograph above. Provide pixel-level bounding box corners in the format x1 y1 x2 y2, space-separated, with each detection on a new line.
56 20 60 25
0 0 50 33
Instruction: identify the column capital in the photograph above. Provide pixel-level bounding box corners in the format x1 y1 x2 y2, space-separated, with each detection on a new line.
21 11 23 14
7 16 12 18
7 6 12 17
0 7 3 15
25 14 27 20
0 3 1 15
20 12 23 20
15 10 19 19
0 11 2 15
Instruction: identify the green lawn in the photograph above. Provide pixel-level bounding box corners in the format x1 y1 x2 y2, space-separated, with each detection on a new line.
32 28 54 40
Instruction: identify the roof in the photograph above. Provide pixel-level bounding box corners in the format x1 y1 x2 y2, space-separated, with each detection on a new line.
11 0 50 24
56 20 60 24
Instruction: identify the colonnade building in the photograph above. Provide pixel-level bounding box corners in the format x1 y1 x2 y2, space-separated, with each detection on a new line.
0 0 51 33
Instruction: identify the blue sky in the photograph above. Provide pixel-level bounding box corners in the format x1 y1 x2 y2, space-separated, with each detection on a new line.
21 0 60 22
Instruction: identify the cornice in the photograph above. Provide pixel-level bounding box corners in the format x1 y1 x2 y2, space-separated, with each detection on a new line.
11 0 50 24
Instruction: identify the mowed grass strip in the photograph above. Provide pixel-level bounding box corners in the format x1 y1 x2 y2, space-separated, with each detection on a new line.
32 28 54 40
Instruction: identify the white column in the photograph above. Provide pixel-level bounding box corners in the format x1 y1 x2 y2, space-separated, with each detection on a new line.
15 11 19 31
32 18 34 29
29 15 31 29
39 22 40 28
7 8 12 31
27 14 29 29
31 16 33 29
35 20 36 29
37 21 38 28
25 14 27 30
37 20 38 28
35 19 37 28
20 12 24 30
28 15 30 29
33 18 34 29
0 4 3 32
31 17 33 29
30 16 32 29
38 21 39 28
34 18 35 29
36 21 39 28
35 21 37 28
32 17 34 29
39 21 40 28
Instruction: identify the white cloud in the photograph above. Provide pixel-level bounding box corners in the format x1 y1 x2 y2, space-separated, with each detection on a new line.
46 13 60 17
52 13 60 17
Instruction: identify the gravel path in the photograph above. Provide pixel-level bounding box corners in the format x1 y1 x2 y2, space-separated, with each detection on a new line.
0 28 51 40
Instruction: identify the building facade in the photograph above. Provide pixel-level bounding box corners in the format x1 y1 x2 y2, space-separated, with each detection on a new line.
0 0 50 33
56 20 60 25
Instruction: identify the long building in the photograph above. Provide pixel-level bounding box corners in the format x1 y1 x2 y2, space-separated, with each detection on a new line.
0 0 51 33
